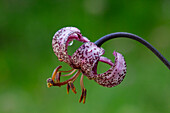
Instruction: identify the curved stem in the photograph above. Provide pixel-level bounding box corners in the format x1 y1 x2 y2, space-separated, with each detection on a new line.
94 32 170 69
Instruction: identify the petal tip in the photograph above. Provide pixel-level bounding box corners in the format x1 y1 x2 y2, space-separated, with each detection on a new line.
113 51 116 56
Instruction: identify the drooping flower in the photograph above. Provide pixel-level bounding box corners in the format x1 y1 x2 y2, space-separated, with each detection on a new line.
47 27 126 103
47 27 170 104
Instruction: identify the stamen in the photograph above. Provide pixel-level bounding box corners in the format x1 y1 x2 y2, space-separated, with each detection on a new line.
52 69 81 87
47 78 54 88
79 88 87 104
66 71 79 94
60 68 74 73
72 70 79 82
83 89 87 104
80 74 84 89
55 72 61 83
79 74 87 104
79 92 83 103
61 69 77 76
51 66 76 83
67 83 70 94
51 66 62 81
68 82 77 94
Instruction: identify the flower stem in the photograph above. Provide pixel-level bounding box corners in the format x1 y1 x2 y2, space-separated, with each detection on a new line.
94 32 170 69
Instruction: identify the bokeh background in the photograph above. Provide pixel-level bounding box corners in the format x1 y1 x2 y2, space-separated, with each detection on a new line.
0 0 170 113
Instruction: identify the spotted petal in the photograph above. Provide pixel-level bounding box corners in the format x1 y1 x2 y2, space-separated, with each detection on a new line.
71 42 105 78
52 27 90 64
94 51 127 87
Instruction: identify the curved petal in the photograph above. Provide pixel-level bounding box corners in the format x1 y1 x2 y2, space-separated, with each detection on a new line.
94 51 127 87
52 27 90 64
71 42 105 78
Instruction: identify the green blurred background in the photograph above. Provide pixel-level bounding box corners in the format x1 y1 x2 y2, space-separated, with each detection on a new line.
0 0 170 113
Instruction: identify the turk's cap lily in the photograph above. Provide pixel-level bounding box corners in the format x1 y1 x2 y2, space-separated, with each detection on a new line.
51 27 126 87
47 26 169 103
47 27 170 103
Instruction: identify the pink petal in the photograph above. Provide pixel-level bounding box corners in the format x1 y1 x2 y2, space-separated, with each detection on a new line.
52 27 89 64
94 51 127 87
71 42 105 78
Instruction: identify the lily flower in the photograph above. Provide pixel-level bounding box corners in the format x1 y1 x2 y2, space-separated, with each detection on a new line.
47 27 170 104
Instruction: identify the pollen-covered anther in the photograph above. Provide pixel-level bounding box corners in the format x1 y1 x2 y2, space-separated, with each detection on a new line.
67 83 70 94
79 88 87 104
79 74 87 104
68 81 77 94
47 78 53 88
